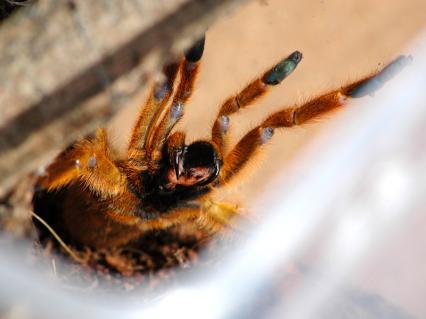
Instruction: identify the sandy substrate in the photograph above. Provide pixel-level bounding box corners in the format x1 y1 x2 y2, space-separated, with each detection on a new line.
108 0 426 317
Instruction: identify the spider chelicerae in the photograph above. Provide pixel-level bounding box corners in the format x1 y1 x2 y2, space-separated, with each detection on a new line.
33 34 410 249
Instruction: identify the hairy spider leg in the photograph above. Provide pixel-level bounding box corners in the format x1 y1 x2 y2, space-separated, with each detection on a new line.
212 51 303 156
136 199 240 233
37 128 128 198
106 200 236 235
127 62 180 168
218 55 412 184
146 35 206 167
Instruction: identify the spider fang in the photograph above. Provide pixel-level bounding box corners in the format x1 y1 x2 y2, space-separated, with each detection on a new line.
173 148 185 179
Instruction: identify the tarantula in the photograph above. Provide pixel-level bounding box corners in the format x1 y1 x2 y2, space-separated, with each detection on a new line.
33 34 410 249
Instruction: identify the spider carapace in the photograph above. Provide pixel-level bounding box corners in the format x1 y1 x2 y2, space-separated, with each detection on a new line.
33 34 411 248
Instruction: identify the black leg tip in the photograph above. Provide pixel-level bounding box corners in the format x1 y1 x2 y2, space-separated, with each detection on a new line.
185 35 206 63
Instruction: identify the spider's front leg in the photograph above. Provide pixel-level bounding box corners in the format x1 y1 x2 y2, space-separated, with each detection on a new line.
126 35 205 170
37 128 127 198
147 36 206 166
217 55 412 184
127 62 180 169
211 51 303 156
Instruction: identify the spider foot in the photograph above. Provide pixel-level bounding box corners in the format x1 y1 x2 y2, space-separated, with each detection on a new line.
184 34 205 62
348 55 413 98
262 50 303 85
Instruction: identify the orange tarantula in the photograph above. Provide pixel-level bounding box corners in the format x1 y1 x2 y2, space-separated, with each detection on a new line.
33 34 410 248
